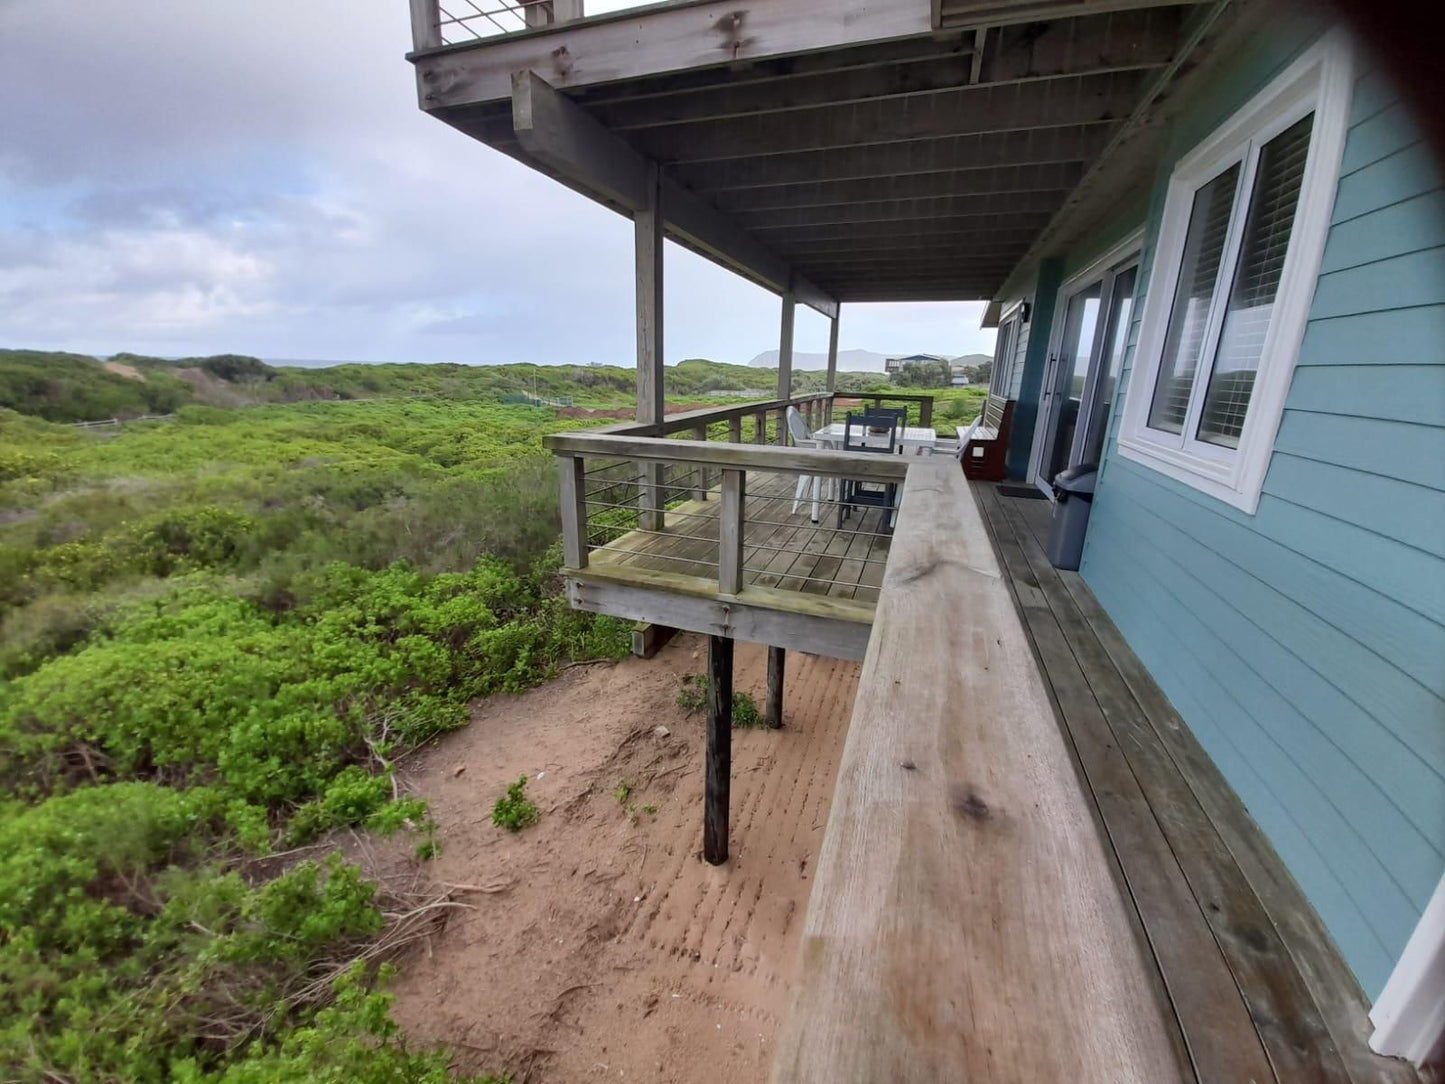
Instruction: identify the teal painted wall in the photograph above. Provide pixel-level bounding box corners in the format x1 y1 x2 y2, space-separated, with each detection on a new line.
1004 258 1061 478
1074 23 1445 998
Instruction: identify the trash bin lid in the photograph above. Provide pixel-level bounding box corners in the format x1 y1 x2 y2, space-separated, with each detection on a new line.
1052 463 1098 495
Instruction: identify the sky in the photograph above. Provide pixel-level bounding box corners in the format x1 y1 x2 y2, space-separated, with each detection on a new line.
0 1 997 367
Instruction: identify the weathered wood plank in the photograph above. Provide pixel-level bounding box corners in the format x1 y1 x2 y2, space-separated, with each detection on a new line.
776 293 795 443
771 459 1187 1082
1045 545 1423 1084
718 470 745 594
558 454 588 569
635 161 665 427
979 487 1279 1083
545 432 910 483
413 0 933 101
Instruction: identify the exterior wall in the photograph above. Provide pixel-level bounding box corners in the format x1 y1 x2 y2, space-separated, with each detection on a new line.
1004 259 1060 477
1073 20 1445 998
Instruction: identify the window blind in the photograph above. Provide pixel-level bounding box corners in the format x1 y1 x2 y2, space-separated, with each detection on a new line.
1197 112 1314 447
1147 163 1240 433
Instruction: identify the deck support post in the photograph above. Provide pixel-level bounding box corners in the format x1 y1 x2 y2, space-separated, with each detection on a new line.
692 424 709 497
704 634 733 865
825 312 840 423
766 646 785 728
636 162 666 529
776 291 795 445
728 416 742 444
754 411 767 444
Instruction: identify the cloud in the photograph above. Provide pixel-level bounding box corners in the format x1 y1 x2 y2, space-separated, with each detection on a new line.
0 0 995 365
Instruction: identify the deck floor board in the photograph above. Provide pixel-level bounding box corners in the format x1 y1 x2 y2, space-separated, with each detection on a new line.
589 469 891 603
973 481 1420 1084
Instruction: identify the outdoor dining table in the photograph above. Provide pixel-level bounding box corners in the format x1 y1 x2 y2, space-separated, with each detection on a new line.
809 422 938 527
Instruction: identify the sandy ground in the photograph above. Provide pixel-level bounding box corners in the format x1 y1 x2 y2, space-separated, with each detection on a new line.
388 635 860 1083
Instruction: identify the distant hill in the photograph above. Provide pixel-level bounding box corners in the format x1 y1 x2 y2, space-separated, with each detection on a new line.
747 348 892 372
748 348 991 372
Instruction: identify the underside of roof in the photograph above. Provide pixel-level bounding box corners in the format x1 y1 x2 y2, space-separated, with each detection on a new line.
410 0 1225 305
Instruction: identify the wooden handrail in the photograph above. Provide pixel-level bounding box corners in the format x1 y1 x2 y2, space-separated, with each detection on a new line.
545 432 910 483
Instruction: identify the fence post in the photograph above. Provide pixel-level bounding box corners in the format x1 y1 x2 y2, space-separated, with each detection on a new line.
728 416 742 444
719 469 745 595
558 455 588 569
692 424 709 498
754 411 767 445
638 461 664 531
408 0 441 49
921 397 933 429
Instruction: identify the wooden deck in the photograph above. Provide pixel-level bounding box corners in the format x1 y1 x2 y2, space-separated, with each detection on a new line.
590 469 893 604
974 482 1420 1084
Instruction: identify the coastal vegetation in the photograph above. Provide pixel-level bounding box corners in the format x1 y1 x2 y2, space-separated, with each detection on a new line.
0 348 981 1080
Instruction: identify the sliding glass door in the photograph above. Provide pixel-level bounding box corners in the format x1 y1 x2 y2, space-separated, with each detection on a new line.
1029 257 1139 494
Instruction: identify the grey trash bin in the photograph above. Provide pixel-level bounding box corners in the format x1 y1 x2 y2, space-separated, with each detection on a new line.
1045 464 1098 570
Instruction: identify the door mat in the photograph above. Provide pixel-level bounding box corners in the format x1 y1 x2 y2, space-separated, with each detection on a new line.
996 483 1048 500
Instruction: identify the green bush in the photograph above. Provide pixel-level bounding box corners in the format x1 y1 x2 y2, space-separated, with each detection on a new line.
491 776 539 832
675 674 774 729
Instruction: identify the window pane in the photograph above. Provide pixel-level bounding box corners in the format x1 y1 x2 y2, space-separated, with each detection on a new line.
1147 163 1240 433
1197 113 1314 448
1084 265 1138 466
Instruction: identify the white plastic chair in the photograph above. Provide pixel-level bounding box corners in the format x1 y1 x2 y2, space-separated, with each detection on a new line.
785 406 822 522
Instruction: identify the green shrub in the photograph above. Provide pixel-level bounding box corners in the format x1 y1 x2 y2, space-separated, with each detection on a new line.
491 776 539 832
675 674 775 729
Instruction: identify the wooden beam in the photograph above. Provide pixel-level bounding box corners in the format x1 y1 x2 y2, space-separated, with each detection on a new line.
752 210 1053 244
583 8 1184 131
779 225 1040 255
938 0 1206 31
766 647 785 728
558 454 587 569
835 286 1000 302
825 314 840 397
412 0 935 105
704 633 733 865
769 459 1186 1081
743 190 1066 231
712 161 1085 215
509 71 837 319
718 469 745 595
776 293 796 441
635 162 664 427
677 125 1116 194
544 432 910 484
565 566 874 660
409 0 440 51
632 70 1147 164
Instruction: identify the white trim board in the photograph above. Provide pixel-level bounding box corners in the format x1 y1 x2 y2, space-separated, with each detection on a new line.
1370 872 1445 1066
1115 30 1355 515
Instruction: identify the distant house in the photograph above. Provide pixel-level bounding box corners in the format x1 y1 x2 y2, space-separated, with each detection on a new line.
884 352 946 374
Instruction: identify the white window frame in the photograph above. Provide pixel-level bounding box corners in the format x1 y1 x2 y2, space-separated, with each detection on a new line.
989 300 1024 398
1117 31 1354 514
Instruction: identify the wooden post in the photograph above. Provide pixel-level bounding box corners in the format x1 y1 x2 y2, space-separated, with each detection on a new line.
558 455 587 569
692 424 709 498
825 311 840 424
921 396 934 429
408 0 441 50
636 164 665 529
704 634 734 865
728 416 742 444
754 411 767 445
766 646 785 728
719 469 745 594
776 292 795 446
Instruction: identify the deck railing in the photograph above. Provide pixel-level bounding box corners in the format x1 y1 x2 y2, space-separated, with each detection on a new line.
409 0 583 48
544 392 926 603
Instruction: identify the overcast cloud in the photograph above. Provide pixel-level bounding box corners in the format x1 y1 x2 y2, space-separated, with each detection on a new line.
0 0 996 366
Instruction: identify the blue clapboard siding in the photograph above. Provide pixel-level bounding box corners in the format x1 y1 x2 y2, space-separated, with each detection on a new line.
1073 33 1445 999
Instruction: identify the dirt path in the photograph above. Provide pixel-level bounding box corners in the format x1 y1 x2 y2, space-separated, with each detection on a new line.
389 636 859 1083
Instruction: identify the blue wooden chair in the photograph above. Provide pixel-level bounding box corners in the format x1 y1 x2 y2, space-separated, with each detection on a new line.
839 412 899 531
